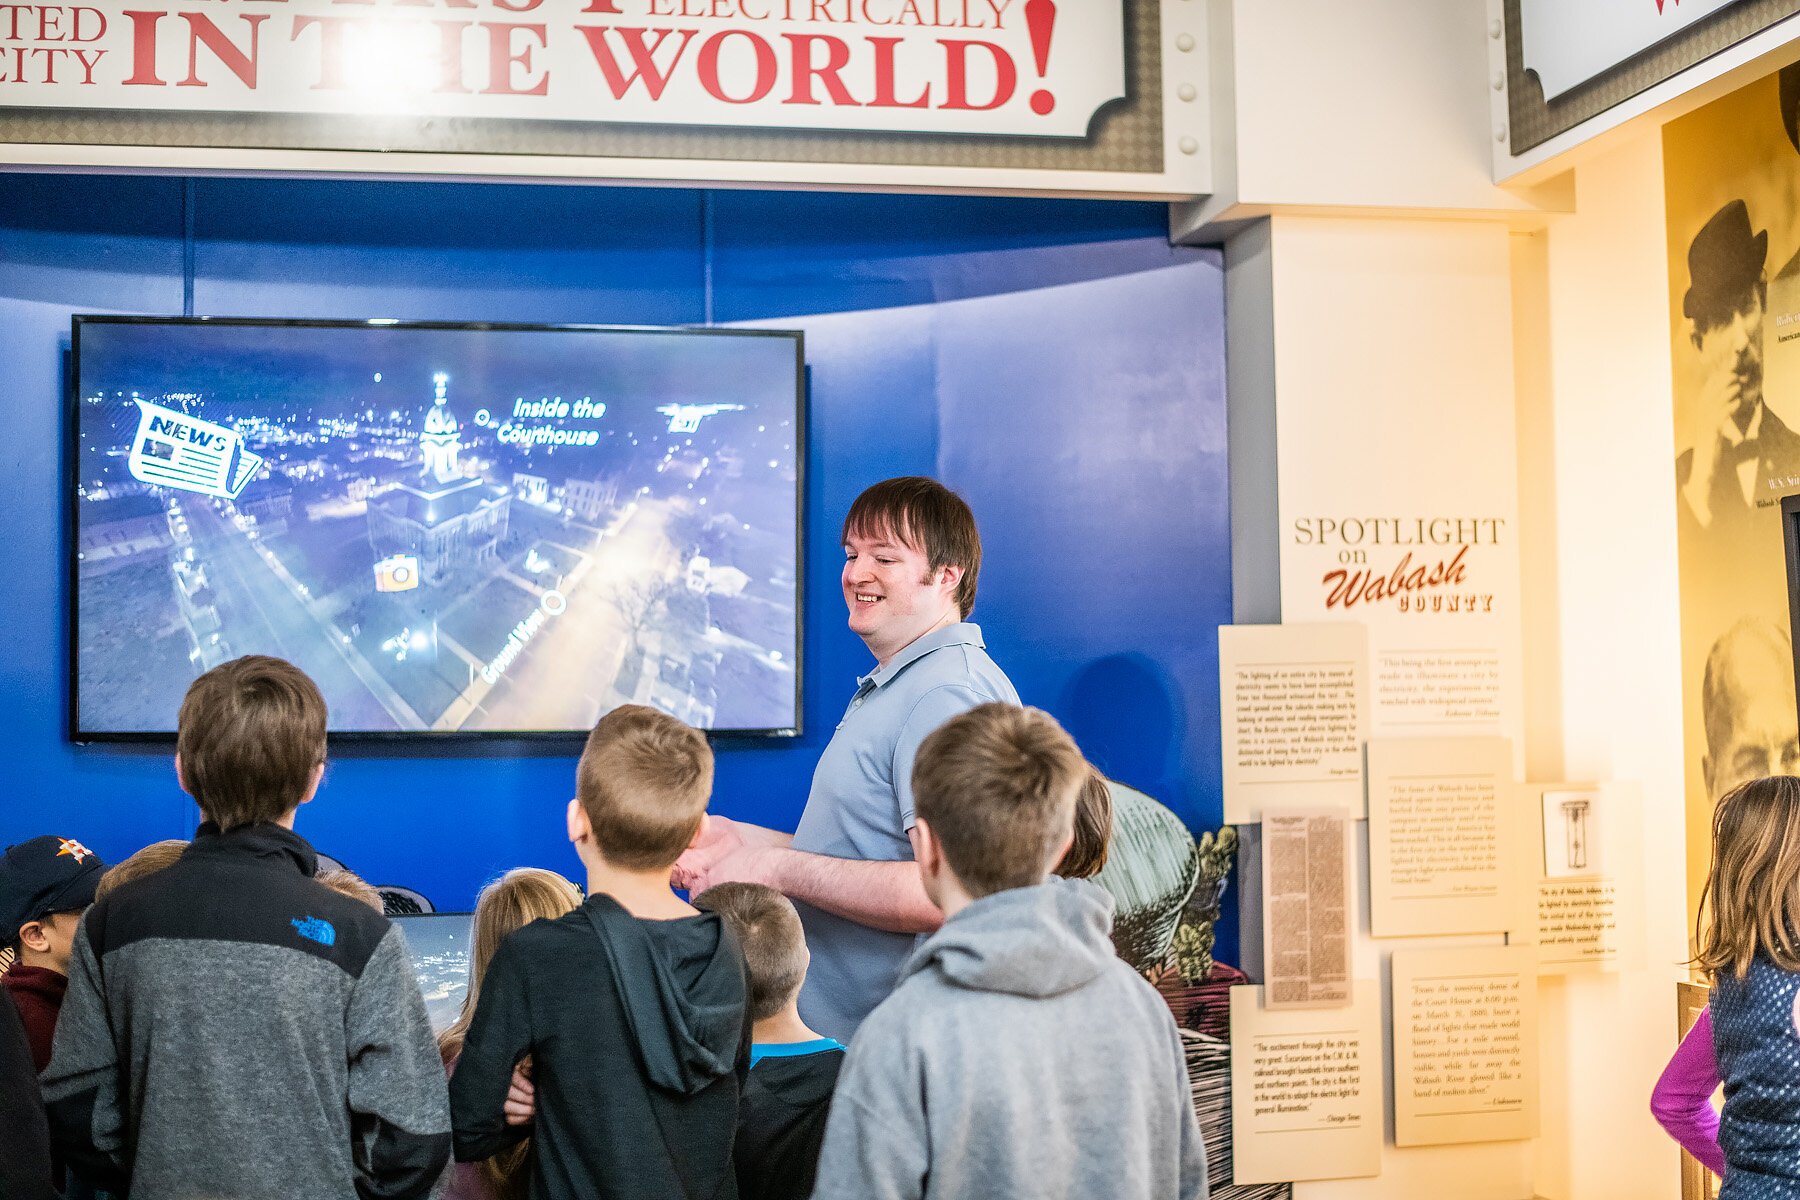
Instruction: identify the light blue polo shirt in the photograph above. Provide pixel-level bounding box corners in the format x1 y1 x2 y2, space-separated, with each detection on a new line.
791 622 1018 1042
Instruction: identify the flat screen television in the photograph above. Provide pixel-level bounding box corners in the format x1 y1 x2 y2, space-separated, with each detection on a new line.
1784 493 1800 725
392 912 474 1033
70 317 804 741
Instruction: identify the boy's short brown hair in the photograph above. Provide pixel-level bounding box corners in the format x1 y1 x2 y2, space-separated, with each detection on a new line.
95 840 188 902
695 882 807 1021
842 477 982 619
316 869 385 913
1056 770 1113 881
576 704 713 871
177 656 328 830
912 703 1086 898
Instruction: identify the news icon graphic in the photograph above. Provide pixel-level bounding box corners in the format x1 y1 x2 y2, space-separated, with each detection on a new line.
126 400 264 500
373 554 421 593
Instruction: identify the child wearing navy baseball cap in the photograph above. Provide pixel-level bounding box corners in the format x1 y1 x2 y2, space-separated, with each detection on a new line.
0 835 106 1073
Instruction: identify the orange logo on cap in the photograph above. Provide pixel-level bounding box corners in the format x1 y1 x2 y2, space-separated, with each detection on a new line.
56 838 94 864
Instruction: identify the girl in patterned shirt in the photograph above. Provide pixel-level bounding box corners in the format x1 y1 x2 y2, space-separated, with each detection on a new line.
1697 775 1800 1198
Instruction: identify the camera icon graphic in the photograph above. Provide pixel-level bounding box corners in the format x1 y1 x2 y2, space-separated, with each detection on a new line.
373 554 421 593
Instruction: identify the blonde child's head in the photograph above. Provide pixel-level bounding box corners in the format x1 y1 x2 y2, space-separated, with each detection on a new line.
440 867 583 1200
442 867 584 1057
95 840 188 903
316 869 384 913
1697 775 1800 980
572 705 713 871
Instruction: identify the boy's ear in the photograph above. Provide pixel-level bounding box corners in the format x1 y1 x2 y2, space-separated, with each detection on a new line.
300 761 325 806
687 812 711 850
173 753 188 795
567 798 591 847
1048 829 1076 875
274 763 327 829
17 920 50 954
909 818 939 878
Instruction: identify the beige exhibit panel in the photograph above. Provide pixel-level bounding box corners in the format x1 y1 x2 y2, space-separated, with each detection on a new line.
1229 984 1382 1184
1526 781 1647 976
1240 216 1533 1198
1260 807 1352 1010
1267 226 1525 750
1219 622 1371 824
1367 736 1531 939
1391 945 1539 1148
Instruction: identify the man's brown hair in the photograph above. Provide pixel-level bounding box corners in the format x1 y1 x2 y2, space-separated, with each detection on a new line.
842 476 982 619
1056 769 1113 881
95 840 188 902
177 655 328 830
576 704 713 870
695 882 807 1021
912 703 1086 898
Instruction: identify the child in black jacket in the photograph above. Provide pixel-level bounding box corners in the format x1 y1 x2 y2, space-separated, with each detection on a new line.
697 882 845 1200
41 656 450 1200
451 705 751 1200
1 984 57 1200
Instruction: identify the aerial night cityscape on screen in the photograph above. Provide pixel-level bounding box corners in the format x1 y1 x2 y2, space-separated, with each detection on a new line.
73 320 802 736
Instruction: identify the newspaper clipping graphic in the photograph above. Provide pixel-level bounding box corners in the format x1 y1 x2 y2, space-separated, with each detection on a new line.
127 400 264 500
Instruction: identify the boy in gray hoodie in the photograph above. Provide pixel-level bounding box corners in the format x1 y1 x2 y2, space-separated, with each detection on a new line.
810 702 1207 1200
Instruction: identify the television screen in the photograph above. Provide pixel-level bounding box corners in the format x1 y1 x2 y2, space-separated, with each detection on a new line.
1783 494 1800 728
392 912 474 1034
70 317 803 739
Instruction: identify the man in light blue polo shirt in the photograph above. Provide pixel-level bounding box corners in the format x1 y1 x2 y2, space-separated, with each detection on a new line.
674 477 1016 1041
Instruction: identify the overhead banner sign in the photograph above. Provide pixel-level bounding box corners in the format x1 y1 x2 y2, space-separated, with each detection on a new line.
1518 0 1749 100
0 0 1123 138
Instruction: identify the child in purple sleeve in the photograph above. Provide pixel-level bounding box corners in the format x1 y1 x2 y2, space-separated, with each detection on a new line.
1651 1005 1724 1177
1687 775 1800 1197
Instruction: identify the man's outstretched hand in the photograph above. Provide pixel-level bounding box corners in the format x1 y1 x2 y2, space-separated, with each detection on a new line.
676 817 941 935
672 816 792 894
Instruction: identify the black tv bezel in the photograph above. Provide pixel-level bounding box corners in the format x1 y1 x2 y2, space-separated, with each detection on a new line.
67 314 807 748
1785 493 1800 731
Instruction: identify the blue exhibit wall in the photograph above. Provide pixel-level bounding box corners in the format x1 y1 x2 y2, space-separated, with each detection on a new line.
0 175 1234 963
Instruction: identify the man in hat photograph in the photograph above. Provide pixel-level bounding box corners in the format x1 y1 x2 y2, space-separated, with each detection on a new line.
1676 198 1800 534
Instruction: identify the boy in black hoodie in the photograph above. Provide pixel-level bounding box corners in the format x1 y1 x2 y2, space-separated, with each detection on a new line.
451 704 751 1200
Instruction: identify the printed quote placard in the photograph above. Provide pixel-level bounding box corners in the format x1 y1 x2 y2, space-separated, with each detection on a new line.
1219 623 1371 824
1392 945 1539 1147
1229 985 1382 1183
1368 736 1529 938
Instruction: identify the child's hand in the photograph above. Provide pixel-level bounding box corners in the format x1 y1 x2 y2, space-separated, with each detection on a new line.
503 1061 535 1126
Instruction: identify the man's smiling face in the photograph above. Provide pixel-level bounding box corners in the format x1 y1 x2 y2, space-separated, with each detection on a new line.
842 526 961 666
